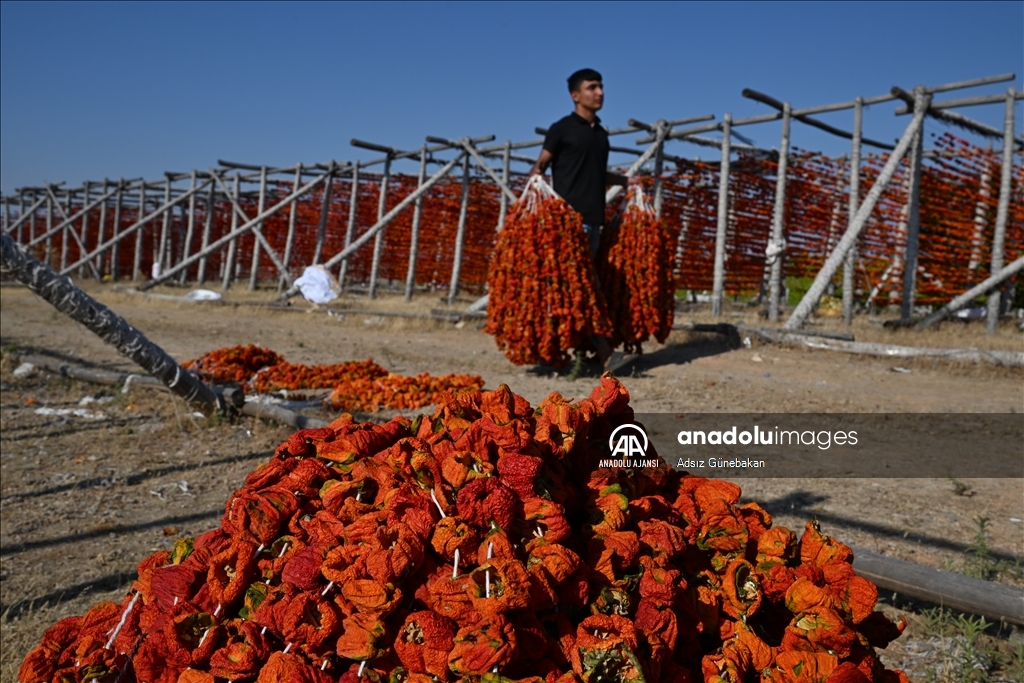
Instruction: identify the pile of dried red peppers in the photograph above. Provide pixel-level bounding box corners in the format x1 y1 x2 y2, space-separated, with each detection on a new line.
21 376 908 683
184 345 484 413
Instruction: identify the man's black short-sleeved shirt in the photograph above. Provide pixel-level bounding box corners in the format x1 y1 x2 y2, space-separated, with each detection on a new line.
543 112 609 226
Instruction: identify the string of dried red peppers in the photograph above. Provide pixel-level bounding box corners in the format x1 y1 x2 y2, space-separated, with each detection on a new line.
486 176 610 368
598 186 676 354
21 376 910 683
184 344 483 413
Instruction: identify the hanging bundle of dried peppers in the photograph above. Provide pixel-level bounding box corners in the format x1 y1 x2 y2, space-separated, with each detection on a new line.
486 176 610 368
598 186 675 354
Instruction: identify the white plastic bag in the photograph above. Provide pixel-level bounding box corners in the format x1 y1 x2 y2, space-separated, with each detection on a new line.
293 265 341 304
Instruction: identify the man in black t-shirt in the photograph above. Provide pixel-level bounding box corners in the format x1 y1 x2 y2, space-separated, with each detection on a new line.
528 68 633 370
529 68 629 257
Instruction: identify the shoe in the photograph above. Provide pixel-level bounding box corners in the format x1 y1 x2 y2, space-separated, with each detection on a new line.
604 351 638 375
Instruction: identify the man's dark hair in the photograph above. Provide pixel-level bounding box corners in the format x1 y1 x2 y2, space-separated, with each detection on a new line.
568 68 602 92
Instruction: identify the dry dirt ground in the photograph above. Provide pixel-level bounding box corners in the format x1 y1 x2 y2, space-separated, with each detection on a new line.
1 282 1022 680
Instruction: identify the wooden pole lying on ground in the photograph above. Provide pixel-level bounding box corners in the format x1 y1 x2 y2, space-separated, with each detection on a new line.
767 103 791 322
784 90 931 330
987 87 1016 333
1 232 220 412
842 96 863 325
900 87 926 321
918 256 1024 330
405 145 428 301
851 547 1024 626
711 113 733 318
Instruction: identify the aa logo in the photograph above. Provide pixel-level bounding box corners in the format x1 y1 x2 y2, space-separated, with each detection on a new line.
608 424 649 458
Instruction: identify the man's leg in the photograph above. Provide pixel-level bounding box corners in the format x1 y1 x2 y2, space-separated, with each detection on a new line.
582 223 614 365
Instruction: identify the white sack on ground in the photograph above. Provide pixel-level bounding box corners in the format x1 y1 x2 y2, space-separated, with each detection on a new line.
293 265 341 304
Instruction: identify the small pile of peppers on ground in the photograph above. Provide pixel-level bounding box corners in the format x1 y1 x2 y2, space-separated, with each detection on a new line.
21 375 909 683
184 345 484 412
597 187 675 354
486 176 611 369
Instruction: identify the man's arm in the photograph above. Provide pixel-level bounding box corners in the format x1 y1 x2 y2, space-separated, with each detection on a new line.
529 148 554 177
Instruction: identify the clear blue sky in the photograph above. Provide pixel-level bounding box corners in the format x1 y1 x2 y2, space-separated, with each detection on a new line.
1 1 1021 193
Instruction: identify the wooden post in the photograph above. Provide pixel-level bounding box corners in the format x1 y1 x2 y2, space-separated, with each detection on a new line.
248 166 268 290
59 189 71 273
96 181 108 276
986 87 1016 333
784 91 930 330
900 87 926 321
222 175 241 290
843 96 863 325
768 104 791 322
28 192 38 246
140 169 332 290
711 113 732 318
497 141 512 228
404 145 428 301
157 176 173 278
111 181 124 280
447 155 472 305
43 186 102 281
197 182 215 285
312 164 335 265
339 162 360 290
133 185 146 281
28 192 38 245
208 170 293 287
17 191 26 244
315 152 467 276
79 182 92 279
969 150 992 271
368 154 393 298
45 193 54 268
178 171 198 284
653 120 667 219
279 164 302 291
